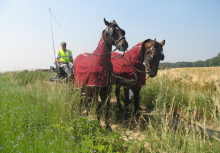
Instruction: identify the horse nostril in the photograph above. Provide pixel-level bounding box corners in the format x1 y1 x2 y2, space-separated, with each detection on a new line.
122 41 128 49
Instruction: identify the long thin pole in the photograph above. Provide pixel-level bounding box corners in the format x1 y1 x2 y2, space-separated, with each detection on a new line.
49 8 60 61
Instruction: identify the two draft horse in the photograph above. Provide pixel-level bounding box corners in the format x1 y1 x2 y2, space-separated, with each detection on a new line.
74 18 128 130
111 39 165 119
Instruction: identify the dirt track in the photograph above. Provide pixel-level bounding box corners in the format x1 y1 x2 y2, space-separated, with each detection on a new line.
99 98 220 142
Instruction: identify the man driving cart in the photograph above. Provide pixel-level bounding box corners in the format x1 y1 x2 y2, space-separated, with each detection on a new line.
55 42 74 78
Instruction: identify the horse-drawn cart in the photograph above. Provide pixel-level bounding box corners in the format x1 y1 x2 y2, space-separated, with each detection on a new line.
49 62 74 81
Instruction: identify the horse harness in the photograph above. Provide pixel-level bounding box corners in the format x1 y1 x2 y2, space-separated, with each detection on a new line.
86 24 126 57
105 23 126 52
144 45 164 72
112 43 164 86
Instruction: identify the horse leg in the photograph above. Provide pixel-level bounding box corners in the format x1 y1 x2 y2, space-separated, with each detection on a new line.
133 85 142 117
124 86 131 120
105 85 112 129
84 87 93 116
98 85 112 130
116 84 123 111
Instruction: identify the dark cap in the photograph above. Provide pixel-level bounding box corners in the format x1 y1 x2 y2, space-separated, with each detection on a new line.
61 42 66 45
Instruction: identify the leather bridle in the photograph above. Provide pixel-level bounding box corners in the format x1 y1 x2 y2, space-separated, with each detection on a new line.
144 46 164 72
106 24 126 51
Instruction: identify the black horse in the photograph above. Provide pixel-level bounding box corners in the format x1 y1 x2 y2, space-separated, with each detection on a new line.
74 18 128 130
111 39 165 119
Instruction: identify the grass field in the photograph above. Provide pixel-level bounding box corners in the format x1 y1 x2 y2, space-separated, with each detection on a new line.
0 68 220 152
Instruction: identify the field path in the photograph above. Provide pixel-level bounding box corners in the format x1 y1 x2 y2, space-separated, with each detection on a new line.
98 97 220 142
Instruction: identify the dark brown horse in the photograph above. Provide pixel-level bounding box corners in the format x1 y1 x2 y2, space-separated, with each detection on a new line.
111 39 165 119
74 18 128 130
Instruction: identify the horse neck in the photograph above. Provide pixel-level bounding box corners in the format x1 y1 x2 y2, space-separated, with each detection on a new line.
102 32 112 53
93 36 111 54
104 41 112 53
125 45 143 65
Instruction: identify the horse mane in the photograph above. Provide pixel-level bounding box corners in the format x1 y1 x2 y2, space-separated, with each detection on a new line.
141 39 151 60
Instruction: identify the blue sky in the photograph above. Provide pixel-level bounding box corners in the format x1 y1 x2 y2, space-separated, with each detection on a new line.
1 0 220 72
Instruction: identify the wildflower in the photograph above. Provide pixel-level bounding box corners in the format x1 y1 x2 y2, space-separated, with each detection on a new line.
13 144 18 148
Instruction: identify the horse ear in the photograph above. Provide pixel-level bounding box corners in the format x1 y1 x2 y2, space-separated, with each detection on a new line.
113 20 117 25
161 40 165 46
104 18 110 26
153 38 156 45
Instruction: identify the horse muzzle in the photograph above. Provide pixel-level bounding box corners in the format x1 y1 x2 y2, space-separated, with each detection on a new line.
116 37 128 51
147 69 157 78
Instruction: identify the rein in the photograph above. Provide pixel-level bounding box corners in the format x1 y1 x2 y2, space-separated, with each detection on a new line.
112 45 163 74
122 57 149 74
87 45 120 57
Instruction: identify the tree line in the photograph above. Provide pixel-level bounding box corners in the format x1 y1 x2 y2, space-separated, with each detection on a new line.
159 52 220 68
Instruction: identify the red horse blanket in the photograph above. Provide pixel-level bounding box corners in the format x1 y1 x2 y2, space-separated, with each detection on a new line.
111 40 149 86
74 37 111 89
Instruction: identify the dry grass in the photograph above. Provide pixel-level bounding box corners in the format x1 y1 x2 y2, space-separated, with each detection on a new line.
158 67 220 92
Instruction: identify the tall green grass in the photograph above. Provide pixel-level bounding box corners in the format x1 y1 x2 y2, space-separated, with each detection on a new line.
0 69 219 152
0 71 128 152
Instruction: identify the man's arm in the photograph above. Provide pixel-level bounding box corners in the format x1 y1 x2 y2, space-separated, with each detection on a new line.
55 58 63 63
70 56 74 62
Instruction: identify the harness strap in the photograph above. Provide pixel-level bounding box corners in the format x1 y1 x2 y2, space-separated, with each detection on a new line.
122 57 149 74
86 47 121 57
112 73 138 85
